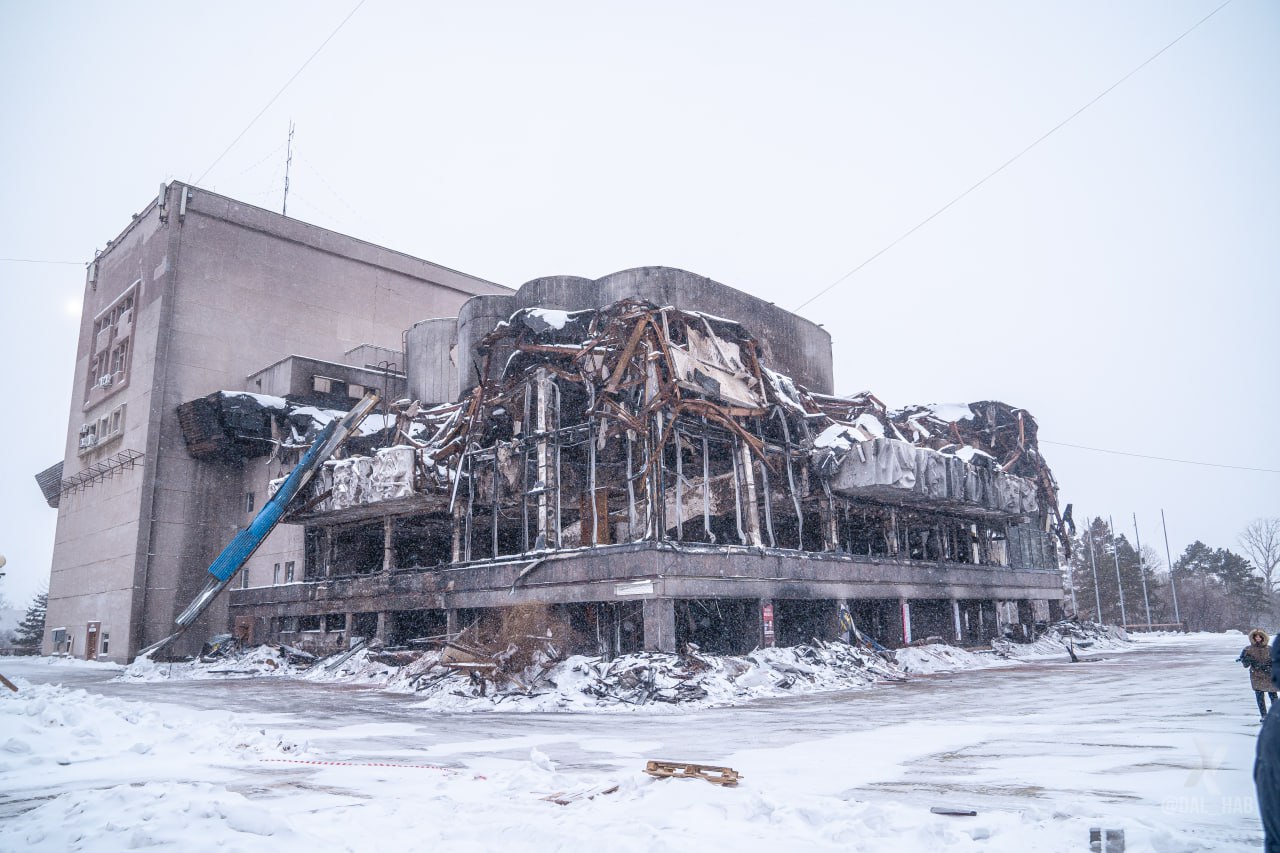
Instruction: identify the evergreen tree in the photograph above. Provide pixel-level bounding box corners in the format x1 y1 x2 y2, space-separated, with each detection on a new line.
1172 543 1264 632
14 592 46 649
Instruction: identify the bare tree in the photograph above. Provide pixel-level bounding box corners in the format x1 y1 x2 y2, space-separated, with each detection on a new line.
1240 517 1280 600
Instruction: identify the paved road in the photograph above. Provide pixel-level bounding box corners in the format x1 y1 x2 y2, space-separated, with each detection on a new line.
3 633 1266 849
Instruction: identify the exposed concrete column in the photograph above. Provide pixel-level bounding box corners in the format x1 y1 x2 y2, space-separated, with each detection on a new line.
446 608 459 636
642 598 677 653
382 517 394 572
451 503 463 564
900 598 913 645
738 443 763 547
951 598 963 644
323 527 334 577
824 495 840 552
375 611 389 643
760 598 776 648
535 367 554 549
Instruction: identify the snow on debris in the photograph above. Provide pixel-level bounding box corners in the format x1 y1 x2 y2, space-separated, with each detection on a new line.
522 307 572 330
991 621 1130 660
893 644 1007 675
119 644 306 681
121 622 1132 713
926 402 975 422
219 390 288 409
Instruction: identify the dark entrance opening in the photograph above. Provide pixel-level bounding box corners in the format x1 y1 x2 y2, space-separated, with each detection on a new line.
674 598 758 655
774 599 836 647
909 599 954 642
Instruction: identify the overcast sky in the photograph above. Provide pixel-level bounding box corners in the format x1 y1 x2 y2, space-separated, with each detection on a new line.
1 1 1276 609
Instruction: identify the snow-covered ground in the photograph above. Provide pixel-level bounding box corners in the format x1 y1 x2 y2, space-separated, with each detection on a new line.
0 632 1267 851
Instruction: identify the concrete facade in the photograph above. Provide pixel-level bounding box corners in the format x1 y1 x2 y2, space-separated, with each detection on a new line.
44 184 509 661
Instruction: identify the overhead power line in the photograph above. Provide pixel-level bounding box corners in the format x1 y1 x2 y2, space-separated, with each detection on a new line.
0 257 82 265
794 0 1235 312
1040 439 1279 474
195 0 367 186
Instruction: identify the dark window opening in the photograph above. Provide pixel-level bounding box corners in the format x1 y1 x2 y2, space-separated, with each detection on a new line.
388 610 447 646
351 612 378 640
331 522 384 575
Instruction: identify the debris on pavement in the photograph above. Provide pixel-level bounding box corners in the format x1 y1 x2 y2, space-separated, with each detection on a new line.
645 760 742 787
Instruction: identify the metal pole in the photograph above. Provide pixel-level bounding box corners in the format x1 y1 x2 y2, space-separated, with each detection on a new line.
1086 523 1103 620
1161 509 1182 626
1065 528 1079 615
1109 515 1128 628
1133 513 1153 630
282 120 294 216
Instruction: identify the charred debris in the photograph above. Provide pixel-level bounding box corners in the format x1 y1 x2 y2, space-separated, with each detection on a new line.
278 299 1066 558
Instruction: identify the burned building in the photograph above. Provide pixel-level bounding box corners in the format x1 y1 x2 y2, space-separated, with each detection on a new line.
38 186 1067 664
215 270 1068 657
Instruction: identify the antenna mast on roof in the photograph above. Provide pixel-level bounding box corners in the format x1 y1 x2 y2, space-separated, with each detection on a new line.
282 120 295 216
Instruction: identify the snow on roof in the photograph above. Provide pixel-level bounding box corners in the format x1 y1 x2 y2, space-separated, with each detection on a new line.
220 391 288 409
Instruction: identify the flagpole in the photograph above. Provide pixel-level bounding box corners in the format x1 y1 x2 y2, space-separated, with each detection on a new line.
1087 521 1103 621
1109 515 1128 628
1161 509 1182 628
1133 513 1153 630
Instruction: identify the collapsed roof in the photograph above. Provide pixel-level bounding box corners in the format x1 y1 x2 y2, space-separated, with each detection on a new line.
206 298 1067 557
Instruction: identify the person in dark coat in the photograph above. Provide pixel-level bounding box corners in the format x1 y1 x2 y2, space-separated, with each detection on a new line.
1241 629 1277 720
1255 632 1280 852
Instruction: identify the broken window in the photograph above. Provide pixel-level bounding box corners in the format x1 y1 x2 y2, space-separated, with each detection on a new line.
243 491 255 513
299 615 322 632
284 561 295 583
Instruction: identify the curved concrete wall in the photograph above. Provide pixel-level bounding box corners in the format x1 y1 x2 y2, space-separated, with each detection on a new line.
594 268 832 394
455 293 516 394
410 267 834 399
405 317 458 406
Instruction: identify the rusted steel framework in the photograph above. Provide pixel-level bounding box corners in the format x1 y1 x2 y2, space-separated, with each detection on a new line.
291 300 1067 570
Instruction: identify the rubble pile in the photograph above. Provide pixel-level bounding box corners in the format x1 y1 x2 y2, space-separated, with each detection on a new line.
991 620 1130 660
119 642 311 681
377 640 907 712
117 621 1132 708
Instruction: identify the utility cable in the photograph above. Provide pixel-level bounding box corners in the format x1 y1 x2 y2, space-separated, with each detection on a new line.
1040 439 1278 474
794 0 1235 312
195 0 367 186
0 257 82 265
